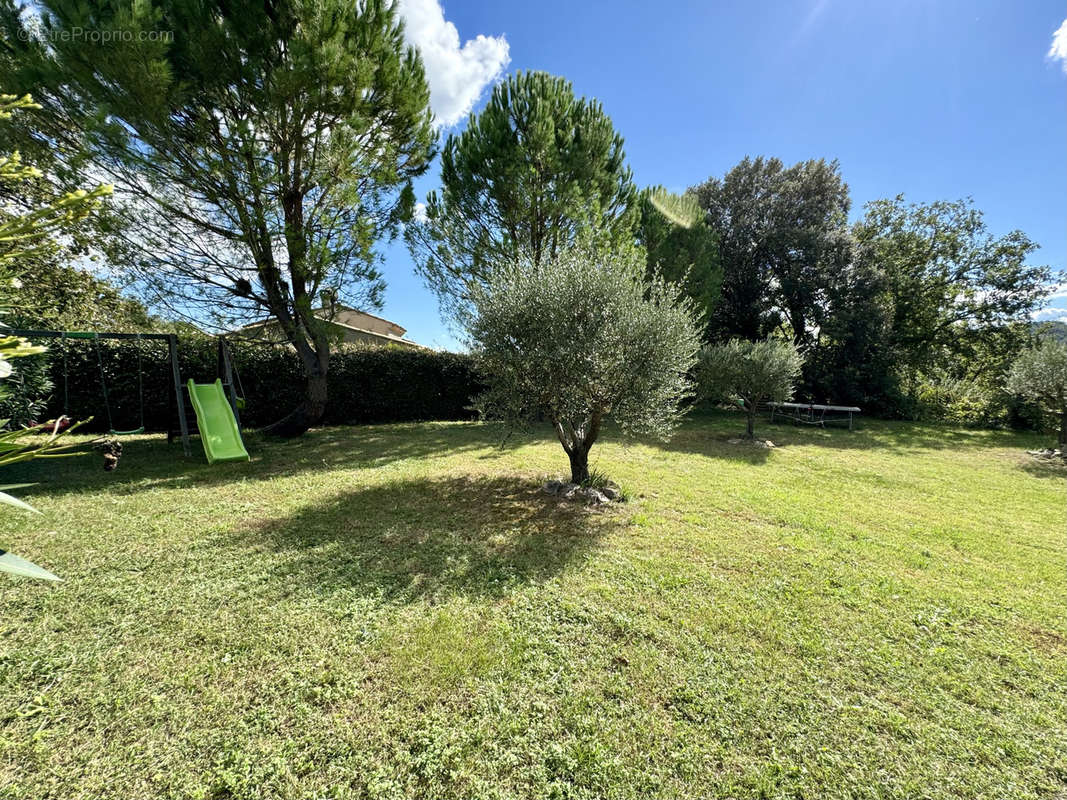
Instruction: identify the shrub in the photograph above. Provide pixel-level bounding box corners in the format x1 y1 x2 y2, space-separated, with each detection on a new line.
698 339 804 438
1006 340 1067 447
914 373 1001 427
34 337 482 432
0 350 53 426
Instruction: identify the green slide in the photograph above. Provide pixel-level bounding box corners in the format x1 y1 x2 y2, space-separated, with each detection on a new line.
186 379 250 464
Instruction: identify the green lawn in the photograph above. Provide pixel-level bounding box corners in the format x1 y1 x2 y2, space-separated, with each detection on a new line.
1 412 1064 799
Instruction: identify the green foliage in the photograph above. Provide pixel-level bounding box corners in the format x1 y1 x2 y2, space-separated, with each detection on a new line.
0 93 105 581
1033 320 1067 345
468 244 701 483
0 334 44 379
855 196 1051 386
637 186 722 337
689 158 1055 421
21 0 436 430
8 263 157 333
409 71 638 319
0 348 51 426
0 95 113 266
698 338 804 437
802 256 900 414
1005 339 1067 445
0 338 87 582
913 372 1003 427
692 157 852 344
0 92 112 285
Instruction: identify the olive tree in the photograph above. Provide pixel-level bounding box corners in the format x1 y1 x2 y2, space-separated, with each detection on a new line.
1006 340 1067 448
698 339 803 438
468 244 701 485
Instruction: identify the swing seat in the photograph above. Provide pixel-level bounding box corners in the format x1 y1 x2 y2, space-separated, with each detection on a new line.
109 427 145 436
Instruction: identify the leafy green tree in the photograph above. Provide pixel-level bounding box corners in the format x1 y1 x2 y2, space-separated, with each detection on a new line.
468 244 700 485
804 254 898 412
1034 321 1067 345
855 196 1053 400
409 71 638 320
698 339 804 439
1006 340 1067 448
9 263 156 333
20 0 435 435
692 157 851 345
637 187 721 337
0 89 149 333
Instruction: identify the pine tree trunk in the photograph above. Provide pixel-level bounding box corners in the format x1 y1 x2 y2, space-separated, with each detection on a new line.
263 334 329 438
262 371 327 438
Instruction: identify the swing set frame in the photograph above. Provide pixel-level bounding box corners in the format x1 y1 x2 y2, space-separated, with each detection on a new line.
9 329 193 456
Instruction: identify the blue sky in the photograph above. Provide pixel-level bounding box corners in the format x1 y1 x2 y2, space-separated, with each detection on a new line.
382 0 1067 350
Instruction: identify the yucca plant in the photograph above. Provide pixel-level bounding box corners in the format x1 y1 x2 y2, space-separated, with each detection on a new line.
0 336 88 581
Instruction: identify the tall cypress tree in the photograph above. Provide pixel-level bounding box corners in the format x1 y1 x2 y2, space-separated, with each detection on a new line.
637 186 722 337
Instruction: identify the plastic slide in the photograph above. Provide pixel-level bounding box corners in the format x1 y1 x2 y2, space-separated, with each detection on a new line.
186 378 250 464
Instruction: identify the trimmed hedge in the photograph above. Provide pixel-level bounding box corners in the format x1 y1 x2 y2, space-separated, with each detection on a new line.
32 337 481 432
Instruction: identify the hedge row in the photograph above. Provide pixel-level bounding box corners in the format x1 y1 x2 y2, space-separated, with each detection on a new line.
29 337 482 432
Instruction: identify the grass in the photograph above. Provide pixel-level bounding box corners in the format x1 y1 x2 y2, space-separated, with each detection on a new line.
1 410 1064 799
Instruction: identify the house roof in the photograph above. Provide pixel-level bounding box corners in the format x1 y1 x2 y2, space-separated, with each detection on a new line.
236 307 425 349
319 318 424 348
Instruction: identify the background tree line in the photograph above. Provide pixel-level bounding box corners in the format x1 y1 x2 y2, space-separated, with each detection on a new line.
689 157 1053 423
409 75 1057 427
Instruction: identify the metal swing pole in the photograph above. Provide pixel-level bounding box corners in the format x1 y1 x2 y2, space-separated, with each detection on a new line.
169 334 191 456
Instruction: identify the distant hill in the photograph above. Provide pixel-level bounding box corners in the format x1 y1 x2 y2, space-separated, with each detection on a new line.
1032 320 1067 344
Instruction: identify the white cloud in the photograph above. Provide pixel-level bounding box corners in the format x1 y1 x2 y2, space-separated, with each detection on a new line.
1048 17 1067 73
397 0 509 128
413 201 428 223
1030 306 1067 321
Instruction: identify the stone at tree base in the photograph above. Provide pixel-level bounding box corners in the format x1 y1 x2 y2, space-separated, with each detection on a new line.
580 487 610 505
542 479 621 504
1027 448 1064 459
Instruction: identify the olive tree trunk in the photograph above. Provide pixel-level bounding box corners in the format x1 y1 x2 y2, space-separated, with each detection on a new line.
555 411 602 485
568 446 590 485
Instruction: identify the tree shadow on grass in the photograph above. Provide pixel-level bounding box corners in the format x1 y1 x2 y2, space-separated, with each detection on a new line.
1015 455 1067 481
5 421 506 498
652 408 1048 462
234 474 622 602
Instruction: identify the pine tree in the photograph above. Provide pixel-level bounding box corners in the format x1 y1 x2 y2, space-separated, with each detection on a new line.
16 0 435 434
408 71 638 321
